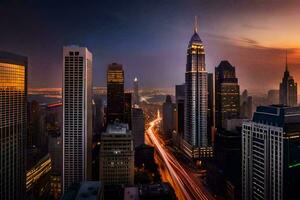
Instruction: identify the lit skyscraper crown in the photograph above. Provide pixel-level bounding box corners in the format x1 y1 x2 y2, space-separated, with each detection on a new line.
189 16 202 46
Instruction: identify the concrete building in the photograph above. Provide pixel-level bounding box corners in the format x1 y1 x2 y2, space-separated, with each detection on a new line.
0 51 27 199
99 123 134 185
63 46 93 191
132 107 145 147
242 105 300 200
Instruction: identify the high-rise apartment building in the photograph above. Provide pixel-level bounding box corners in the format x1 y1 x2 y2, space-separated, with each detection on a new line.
215 60 240 129
63 46 93 191
132 107 145 147
242 105 300 200
279 52 297 106
183 18 209 158
107 63 124 123
0 51 27 199
99 123 134 185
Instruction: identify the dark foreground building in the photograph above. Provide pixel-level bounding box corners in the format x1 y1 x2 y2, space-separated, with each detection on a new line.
0 51 27 199
242 105 300 200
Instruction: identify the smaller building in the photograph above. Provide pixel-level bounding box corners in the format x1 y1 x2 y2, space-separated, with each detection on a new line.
162 95 175 136
132 107 145 147
99 123 134 185
61 181 103 200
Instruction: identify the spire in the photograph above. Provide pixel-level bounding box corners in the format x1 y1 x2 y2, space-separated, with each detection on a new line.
194 16 198 33
285 49 288 72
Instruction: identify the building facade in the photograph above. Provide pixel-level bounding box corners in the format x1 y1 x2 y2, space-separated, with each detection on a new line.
183 19 209 158
279 54 297 106
63 46 93 191
132 107 145 147
107 63 124 123
162 95 175 136
215 60 240 129
99 123 134 185
0 51 27 199
133 77 139 106
242 105 300 200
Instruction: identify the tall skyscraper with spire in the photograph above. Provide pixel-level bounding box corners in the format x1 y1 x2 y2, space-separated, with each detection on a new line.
279 50 297 107
183 17 210 158
133 77 139 106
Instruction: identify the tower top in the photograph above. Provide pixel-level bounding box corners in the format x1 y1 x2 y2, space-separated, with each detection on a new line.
285 49 288 72
194 16 198 33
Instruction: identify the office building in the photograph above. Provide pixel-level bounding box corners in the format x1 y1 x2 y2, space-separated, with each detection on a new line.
63 46 93 191
132 107 145 147
162 95 175 136
183 18 209 158
99 123 134 185
279 52 297 106
107 63 124 123
207 73 215 145
124 92 132 129
242 105 300 200
173 84 185 148
267 89 279 105
0 51 27 199
133 77 140 106
215 60 240 129
240 90 253 119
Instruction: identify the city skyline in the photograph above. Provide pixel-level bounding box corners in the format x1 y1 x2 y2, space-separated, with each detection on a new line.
1 0 300 92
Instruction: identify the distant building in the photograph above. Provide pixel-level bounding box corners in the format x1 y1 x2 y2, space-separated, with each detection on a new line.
28 100 47 152
173 84 185 148
124 92 132 129
99 123 134 185
183 18 209 159
26 154 52 199
132 107 145 147
215 60 240 129
207 73 215 145
63 46 93 191
133 77 140 106
240 90 253 119
162 95 175 136
279 52 297 106
267 89 279 105
242 105 300 200
107 63 125 123
0 51 27 199
61 181 103 200
46 102 63 199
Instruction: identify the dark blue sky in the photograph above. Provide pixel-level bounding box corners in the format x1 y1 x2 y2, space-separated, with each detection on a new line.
1 0 300 92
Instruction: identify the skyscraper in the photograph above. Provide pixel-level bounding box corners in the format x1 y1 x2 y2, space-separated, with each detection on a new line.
183 18 209 158
63 46 92 191
0 51 27 199
207 73 215 145
162 95 175 136
279 51 297 106
242 105 300 200
267 89 279 105
174 84 185 148
99 123 134 185
132 107 145 147
124 92 132 129
215 60 240 129
133 77 139 106
107 63 124 123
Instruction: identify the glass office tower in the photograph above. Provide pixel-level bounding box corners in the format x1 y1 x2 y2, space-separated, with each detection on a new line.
0 51 27 199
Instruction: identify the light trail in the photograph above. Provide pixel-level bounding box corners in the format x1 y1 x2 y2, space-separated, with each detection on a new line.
146 111 215 200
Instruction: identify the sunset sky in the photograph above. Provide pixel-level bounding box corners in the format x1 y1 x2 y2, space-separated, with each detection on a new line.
1 0 300 93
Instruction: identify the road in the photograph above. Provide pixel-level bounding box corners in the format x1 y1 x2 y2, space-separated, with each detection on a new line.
145 111 215 200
